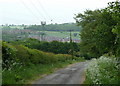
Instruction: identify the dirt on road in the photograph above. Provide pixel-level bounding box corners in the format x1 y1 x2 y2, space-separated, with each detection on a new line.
32 62 87 84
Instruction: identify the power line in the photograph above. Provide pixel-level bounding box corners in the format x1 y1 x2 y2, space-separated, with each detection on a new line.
29 0 46 21
37 0 53 22
20 0 41 23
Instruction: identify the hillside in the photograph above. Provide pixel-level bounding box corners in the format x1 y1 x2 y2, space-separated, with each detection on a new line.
24 23 81 31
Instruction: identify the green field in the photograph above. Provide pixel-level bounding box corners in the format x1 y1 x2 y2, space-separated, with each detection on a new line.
44 31 80 39
1 25 26 29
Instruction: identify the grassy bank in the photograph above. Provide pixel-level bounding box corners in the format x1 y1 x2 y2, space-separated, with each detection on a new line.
3 60 84 84
2 41 84 84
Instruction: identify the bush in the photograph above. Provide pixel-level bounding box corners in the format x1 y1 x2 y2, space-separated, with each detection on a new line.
11 38 80 55
85 56 119 84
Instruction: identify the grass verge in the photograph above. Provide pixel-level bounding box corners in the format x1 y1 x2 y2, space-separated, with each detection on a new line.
3 59 84 84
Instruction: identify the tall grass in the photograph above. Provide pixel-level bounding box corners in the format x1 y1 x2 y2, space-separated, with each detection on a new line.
85 56 119 84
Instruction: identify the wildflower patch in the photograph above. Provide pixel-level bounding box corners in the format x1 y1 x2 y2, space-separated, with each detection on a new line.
85 56 119 84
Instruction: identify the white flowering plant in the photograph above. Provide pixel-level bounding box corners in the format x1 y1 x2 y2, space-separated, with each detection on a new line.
85 56 119 84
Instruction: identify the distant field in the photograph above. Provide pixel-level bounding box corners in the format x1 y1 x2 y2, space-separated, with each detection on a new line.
1 23 81 40
44 31 80 39
1 25 26 29
2 28 80 42
8 26 25 29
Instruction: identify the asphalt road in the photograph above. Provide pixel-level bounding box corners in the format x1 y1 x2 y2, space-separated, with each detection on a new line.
33 62 86 84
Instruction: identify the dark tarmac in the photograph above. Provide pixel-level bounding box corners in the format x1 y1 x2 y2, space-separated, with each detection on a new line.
33 62 86 84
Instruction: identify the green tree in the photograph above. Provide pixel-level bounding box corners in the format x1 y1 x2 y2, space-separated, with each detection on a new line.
75 1 120 58
108 1 120 56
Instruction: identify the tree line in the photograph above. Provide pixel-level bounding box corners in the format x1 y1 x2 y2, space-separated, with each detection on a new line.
24 23 82 31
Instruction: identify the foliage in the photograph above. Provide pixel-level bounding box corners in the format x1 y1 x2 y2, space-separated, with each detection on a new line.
12 38 41 49
2 42 18 69
11 38 80 55
75 1 120 58
85 56 119 84
107 1 120 57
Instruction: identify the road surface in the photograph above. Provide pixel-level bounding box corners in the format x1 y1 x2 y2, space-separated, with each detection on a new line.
33 62 86 84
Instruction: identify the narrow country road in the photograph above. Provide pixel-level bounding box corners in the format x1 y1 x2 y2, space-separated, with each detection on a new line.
32 62 87 84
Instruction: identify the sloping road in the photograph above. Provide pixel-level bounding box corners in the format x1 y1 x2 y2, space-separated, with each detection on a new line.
33 62 86 84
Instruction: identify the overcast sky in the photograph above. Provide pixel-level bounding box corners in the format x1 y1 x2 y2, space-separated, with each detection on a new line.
0 0 114 25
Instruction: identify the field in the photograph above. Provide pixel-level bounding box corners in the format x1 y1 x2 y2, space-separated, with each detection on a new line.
1 25 25 29
44 31 80 39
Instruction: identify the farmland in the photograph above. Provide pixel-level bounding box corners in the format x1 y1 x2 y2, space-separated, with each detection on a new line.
2 29 80 42
2 23 81 42
44 31 80 39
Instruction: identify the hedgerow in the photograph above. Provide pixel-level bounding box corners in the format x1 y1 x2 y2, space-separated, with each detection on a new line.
2 41 81 70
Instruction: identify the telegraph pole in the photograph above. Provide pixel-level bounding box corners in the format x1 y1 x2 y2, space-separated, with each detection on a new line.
41 21 46 41
69 30 72 43
69 30 74 57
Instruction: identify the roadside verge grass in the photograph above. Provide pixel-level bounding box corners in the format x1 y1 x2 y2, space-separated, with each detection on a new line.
3 59 84 84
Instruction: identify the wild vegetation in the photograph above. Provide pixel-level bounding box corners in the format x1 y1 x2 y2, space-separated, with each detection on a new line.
2 41 84 84
75 1 120 84
85 56 119 84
